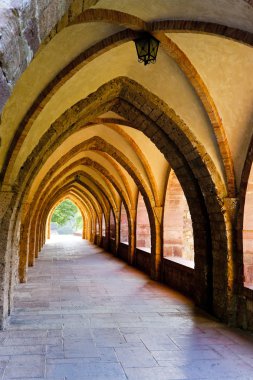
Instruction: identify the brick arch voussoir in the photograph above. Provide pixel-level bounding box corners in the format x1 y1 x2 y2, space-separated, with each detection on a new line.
1 30 138 184
10 76 227 241
45 193 87 239
29 145 151 221
57 157 130 212
7 77 230 317
28 135 152 210
87 139 156 206
69 186 103 218
3 2 249 187
37 189 93 247
37 178 106 229
39 186 96 238
31 158 110 218
70 8 242 196
79 157 135 212
110 83 230 316
150 32 235 196
99 124 160 205
12 76 224 224
42 195 91 243
95 150 135 206
79 156 157 234
46 137 136 207
39 171 115 224
47 191 94 226
72 171 115 214
113 96 228 237
116 79 227 199
72 8 253 46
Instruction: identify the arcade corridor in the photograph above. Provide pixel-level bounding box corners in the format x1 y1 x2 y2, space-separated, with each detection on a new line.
1 236 253 380
1 2 253 378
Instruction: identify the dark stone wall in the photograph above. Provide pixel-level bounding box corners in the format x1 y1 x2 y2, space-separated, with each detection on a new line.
162 258 195 298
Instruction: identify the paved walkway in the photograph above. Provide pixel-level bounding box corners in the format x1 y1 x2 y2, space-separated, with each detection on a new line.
1 236 253 379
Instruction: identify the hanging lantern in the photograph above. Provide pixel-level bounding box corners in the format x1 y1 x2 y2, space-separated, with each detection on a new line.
134 33 160 65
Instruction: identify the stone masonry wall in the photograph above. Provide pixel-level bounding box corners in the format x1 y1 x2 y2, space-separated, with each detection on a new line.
0 0 101 114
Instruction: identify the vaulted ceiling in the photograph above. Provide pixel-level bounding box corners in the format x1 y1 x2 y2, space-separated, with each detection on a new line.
0 0 252 219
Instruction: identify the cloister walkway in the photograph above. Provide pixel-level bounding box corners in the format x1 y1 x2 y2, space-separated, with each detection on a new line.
1 236 253 379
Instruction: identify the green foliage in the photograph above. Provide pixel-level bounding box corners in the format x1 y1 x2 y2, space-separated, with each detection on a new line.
73 211 83 231
52 200 78 227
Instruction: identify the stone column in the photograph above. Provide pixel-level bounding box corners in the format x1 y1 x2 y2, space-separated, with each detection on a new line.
0 187 16 328
90 217 96 244
35 219 40 258
82 214 86 239
115 210 120 255
18 203 31 283
104 214 110 251
28 216 36 266
96 213 102 246
223 197 239 325
129 209 136 265
150 207 163 281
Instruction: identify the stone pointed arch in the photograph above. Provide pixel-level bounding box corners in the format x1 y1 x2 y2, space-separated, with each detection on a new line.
0 76 233 328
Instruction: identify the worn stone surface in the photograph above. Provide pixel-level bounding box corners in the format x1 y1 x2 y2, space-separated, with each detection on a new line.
1 235 253 380
0 0 252 341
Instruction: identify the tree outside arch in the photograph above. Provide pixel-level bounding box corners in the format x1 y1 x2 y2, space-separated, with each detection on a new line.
51 199 83 235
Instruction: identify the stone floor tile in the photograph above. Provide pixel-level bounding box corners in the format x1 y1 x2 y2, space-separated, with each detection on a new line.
124 366 187 380
4 378 64 380
4 355 45 379
151 348 222 361
3 337 62 346
46 360 126 379
0 345 45 356
1 236 252 380
115 346 158 368
63 339 99 358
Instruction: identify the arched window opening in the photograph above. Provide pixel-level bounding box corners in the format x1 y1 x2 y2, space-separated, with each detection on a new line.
243 164 253 288
163 170 194 268
102 214 106 237
110 209 116 239
120 202 129 244
136 193 151 252
51 199 83 236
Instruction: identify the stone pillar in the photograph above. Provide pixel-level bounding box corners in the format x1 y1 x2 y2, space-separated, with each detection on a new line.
28 217 36 266
115 210 120 255
86 219 91 241
223 197 239 325
47 217 51 239
96 214 102 246
0 187 16 328
104 215 110 251
90 217 96 244
129 209 136 265
150 207 163 281
98 214 103 247
35 220 40 258
82 214 86 239
18 203 31 283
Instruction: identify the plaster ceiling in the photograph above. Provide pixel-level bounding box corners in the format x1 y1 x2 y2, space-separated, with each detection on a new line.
92 0 253 32
0 0 252 219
